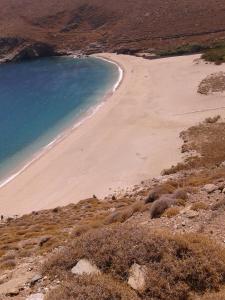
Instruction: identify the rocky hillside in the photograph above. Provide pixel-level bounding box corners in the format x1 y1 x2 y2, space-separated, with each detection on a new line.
0 0 225 59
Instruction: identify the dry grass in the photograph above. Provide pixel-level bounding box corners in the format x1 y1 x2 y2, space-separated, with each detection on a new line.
163 207 180 218
191 202 209 211
180 169 225 188
194 288 225 299
198 72 225 95
0 196 138 269
163 120 225 175
45 274 140 300
42 224 225 300
194 289 225 300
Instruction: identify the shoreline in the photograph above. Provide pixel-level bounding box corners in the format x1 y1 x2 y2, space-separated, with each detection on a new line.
0 56 123 190
1 53 225 215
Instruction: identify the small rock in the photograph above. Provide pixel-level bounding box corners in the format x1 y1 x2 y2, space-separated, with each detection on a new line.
217 182 225 191
6 288 20 297
185 210 199 219
222 188 225 194
71 259 100 276
109 207 116 212
30 274 42 286
26 293 44 300
220 161 225 167
136 195 143 201
202 184 218 193
38 236 51 247
0 274 8 284
128 263 146 292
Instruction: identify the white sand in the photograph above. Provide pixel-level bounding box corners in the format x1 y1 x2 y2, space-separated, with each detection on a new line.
1 53 225 215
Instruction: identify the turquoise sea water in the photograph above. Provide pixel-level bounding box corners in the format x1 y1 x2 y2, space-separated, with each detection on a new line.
0 56 119 183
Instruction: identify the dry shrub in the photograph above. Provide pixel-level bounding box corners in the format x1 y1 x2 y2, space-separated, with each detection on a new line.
45 274 140 300
202 45 225 65
71 220 103 238
42 224 225 300
173 188 188 200
150 195 176 218
105 201 147 225
205 115 221 124
176 198 187 206
145 184 176 203
193 288 225 299
104 209 133 225
131 200 147 213
163 207 180 218
162 162 187 175
191 202 209 211
0 258 16 270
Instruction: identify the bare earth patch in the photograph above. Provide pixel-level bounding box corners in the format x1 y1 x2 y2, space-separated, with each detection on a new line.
198 72 225 95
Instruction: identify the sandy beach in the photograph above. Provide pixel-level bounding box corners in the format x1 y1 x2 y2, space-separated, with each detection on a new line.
1 53 225 215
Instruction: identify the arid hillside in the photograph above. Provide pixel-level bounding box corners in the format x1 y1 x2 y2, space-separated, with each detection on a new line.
1 0 225 54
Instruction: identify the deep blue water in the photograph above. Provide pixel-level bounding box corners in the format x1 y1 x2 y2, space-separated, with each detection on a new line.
0 56 119 182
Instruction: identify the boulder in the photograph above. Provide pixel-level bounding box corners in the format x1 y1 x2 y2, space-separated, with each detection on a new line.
71 259 100 276
26 293 44 300
128 263 146 292
30 274 42 286
202 184 218 193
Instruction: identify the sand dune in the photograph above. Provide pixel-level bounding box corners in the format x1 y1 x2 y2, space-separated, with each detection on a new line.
1 53 225 215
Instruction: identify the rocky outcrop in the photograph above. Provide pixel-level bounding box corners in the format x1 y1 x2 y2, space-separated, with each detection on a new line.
0 37 25 59
202 184 218 194
10 42 57 62
0 39 57 63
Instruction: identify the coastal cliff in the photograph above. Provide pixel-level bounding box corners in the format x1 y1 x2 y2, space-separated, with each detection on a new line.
0 39 57 63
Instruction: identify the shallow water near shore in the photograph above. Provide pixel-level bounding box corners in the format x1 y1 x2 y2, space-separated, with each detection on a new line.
0 56 119 184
